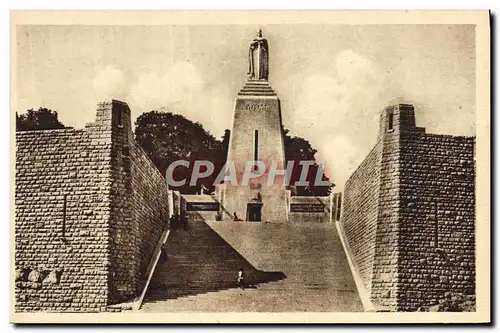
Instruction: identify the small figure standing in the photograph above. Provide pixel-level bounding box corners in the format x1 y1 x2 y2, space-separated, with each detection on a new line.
161 243 168 262
237 268 244 289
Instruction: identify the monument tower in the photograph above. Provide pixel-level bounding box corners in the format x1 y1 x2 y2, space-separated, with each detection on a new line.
219 30 289 223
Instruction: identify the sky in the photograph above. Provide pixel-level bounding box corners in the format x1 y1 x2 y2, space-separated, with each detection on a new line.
16 24 476 188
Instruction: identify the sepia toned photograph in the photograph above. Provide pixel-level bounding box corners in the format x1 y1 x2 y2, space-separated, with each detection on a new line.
10 10 490 323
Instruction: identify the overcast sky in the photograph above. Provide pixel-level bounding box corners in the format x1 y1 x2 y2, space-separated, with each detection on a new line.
16 24 475 187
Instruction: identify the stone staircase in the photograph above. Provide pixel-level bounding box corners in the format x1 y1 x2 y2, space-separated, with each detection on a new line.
142 277 359 312
142 220 285 304
141 221 363 312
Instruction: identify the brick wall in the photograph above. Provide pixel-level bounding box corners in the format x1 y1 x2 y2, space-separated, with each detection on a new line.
15 100 169 312
341 104 475 311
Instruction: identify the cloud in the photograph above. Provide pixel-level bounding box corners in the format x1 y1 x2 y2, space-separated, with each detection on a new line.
293 73 347 128
187 84 233 137
164 61 205 95
336 50 377 83
130 61 205 109
317 136 359 189
286 50 387 189
134 72 162 104
91 62 228 135
93 66 127 100
128 61 231 137
288 49 475 189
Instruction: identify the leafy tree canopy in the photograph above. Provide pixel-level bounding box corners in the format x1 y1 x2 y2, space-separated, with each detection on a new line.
135 111 227 194
16 108 65 131
283 127 333 196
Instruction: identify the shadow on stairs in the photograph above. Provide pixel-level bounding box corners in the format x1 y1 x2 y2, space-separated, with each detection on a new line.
143 220 286 303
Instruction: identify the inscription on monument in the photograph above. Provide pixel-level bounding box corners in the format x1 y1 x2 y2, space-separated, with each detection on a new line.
246 103 270 112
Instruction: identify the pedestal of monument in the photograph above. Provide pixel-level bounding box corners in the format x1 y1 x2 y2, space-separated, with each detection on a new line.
218 80 289 223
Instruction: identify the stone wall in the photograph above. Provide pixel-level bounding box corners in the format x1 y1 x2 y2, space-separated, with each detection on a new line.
15 100 169 312
398 131 475 311
342 141 382 296
105 100 170 304
15 127 111 312
370 106 405 310
341 104 475 312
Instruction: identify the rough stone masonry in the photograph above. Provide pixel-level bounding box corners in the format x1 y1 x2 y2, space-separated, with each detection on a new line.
15 100 169 312
341 104 475 312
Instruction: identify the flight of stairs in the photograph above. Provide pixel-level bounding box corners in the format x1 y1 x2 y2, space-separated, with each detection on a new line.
142 278 359 312
141 221 363 312
142 220 285 304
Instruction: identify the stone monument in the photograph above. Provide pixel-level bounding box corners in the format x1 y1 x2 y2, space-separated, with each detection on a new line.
218 30 289 223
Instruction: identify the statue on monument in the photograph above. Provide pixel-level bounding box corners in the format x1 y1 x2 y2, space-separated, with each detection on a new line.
247 29 269 81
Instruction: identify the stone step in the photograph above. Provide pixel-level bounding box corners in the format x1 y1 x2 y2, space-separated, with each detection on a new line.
238 89 276 93
238 92 276 96
239 87 275 92
241 83 273 88
237 84 277 96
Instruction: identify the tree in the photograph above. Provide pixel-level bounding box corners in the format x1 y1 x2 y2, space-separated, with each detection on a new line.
16 108 65 131
282 127 333 196
134 111 227 193
221 129 231 154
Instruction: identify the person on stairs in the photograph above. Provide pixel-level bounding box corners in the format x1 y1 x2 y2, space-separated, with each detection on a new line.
237 268 245 290
161 242 168 263
233 212 242 221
